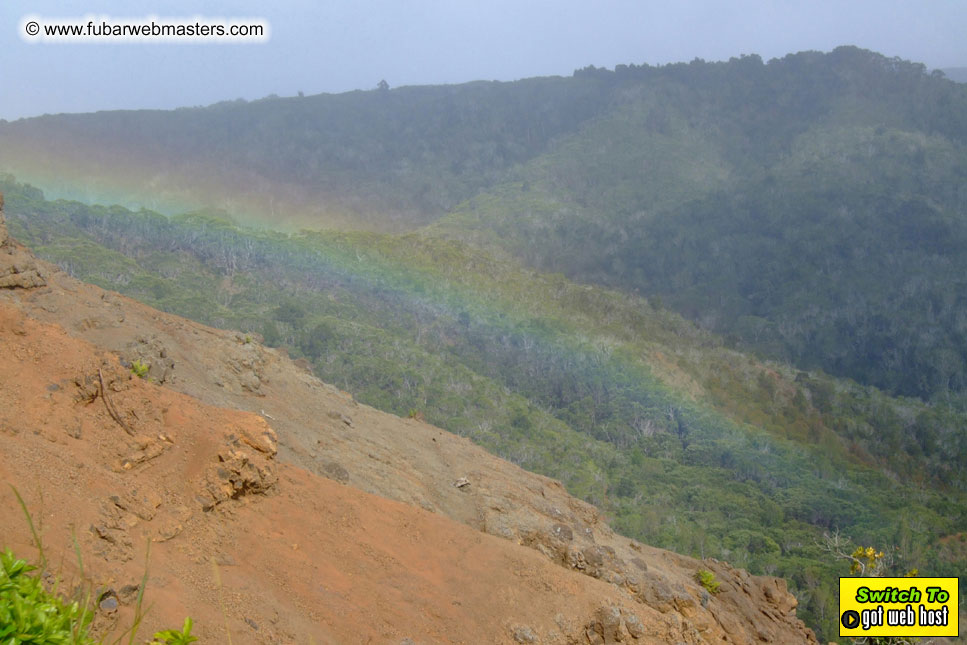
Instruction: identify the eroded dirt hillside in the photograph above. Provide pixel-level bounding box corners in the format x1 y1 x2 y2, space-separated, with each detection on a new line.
0 200 817 644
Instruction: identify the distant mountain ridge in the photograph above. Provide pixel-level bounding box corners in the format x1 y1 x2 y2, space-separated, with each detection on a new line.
3 45 967 420
4 47 956 229
0 76 615 229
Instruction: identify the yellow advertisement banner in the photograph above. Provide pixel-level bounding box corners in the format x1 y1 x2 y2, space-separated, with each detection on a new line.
840 577 959 638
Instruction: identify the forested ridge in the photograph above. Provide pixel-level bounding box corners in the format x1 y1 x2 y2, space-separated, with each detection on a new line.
431 47 967 402
2 47 967 402
0 75 615 227
4 178 967 642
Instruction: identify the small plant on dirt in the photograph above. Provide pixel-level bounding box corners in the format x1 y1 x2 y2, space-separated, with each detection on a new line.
5 486 195 645
408 409 425 421
149 617 198 645
130 359 150 379
695 569 721 594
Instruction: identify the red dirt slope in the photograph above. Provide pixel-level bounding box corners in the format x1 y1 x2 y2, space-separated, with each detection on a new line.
0 303 679 643
0 200 817 644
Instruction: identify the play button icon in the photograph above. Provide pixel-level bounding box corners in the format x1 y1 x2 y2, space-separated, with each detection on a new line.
841 610 860 630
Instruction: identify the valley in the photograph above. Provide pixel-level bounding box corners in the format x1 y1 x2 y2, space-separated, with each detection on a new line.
2 46 967 642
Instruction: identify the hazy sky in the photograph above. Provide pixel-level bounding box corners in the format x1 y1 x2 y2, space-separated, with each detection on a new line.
2 0 966 121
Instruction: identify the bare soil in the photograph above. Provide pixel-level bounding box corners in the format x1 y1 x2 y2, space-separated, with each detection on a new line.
0 207 816 644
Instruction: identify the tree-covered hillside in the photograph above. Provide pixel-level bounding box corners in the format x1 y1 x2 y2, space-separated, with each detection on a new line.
431 48 967 402
3 47 967 405
4 178 966 642
0 75 614 228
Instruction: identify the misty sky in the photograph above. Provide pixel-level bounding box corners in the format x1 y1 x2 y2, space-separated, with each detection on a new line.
2 0 966 121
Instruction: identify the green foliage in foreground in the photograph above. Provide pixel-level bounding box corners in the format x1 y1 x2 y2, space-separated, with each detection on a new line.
4 180 967 642
147 619 197 645
0 549 94 644
2 485 195 645
0 548 197 645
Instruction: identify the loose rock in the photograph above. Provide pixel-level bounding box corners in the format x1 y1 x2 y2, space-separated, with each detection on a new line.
512 625 538 643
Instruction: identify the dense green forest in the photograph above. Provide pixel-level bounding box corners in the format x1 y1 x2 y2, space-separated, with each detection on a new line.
3 47 967 406
4 178 966 642
431 48 967 403
0 75 615 228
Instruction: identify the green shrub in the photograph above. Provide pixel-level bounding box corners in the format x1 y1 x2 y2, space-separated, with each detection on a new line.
695 568 721 594
0 548 96 644
131 359 150 379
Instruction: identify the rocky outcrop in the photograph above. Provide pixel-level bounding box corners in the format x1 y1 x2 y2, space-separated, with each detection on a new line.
0 192 46 289
0 256 46 288
197 417 279 510
121 335 177 384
